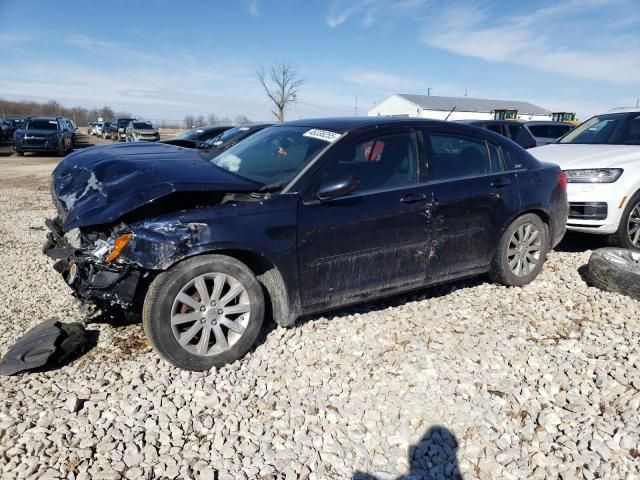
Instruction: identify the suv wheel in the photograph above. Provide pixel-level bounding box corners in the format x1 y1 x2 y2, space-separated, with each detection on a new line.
142 254 265 371
489 213 549 286
611 192 640 251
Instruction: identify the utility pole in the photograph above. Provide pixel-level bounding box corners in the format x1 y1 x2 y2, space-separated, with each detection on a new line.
292 94 297 120
465 89 468 98
636 98 639 107
354 96 358 116
427 87 432 96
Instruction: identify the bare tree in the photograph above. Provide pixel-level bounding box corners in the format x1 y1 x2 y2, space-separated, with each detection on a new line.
184 115 195 128
195 115 205 127
207 114 218 125
234 115 252 125
256 62 304 122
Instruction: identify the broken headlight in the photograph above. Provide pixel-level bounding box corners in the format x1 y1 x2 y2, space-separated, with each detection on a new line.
90 233 132 263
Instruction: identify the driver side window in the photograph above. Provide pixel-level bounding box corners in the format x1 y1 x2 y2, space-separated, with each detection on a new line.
318 132 418 196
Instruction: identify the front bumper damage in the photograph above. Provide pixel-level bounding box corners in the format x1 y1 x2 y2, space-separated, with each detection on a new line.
43 218 141 307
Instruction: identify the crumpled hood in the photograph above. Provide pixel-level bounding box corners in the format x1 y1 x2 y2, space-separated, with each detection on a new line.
529 144 640 169
52 142 261 231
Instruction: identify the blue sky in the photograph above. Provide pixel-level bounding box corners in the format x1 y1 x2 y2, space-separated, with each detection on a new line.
0 0 638 122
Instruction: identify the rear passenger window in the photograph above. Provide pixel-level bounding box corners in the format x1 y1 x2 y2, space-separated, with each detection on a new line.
487 143 506 172
507 124 522 139
319 132 418 195
427 132 492 181
486 124 503 135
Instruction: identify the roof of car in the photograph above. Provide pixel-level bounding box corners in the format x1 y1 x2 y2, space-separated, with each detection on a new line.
608 107 640 114
283 116 450 133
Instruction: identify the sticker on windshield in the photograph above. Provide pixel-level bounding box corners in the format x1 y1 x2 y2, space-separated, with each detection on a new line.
49 121 58 124
239 127 250 131
303 129 341 143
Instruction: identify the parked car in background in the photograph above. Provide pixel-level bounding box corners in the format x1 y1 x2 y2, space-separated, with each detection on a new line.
2 118 23 140
13 116 74 156
173 125 233 143
161 124 269 151
101 121 114 139
116 117 136 141
60 118 77 147
0 120 7 140
458 120 574 149
87 122 97 135
125 121 160 142
94 122 105 137
530 108 640 250
45 117 567 370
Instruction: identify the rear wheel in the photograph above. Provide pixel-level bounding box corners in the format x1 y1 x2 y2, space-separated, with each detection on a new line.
142 254 265 371
489 213 549 286
611 192 640 251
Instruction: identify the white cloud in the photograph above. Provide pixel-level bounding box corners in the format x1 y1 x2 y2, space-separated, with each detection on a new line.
326 0 427 28
248 0 259 17
422 1 640 85
0 32 32 43
342 70 425 91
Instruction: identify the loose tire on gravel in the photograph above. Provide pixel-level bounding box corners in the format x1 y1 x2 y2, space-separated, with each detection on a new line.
142 254 265 371
586 248 640 300
489 213 549 287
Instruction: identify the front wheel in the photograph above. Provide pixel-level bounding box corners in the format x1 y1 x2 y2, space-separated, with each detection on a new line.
142 254 265 371
611 192 640 251
489 213 549 287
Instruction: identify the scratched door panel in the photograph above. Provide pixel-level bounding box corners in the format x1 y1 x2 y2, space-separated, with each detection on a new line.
425 173 520 278
297 187 428 308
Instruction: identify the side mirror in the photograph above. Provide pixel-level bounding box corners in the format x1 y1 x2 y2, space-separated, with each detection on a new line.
315 175 359 202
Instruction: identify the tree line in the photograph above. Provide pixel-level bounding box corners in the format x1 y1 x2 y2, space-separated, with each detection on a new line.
0 98 130 127
183 114 253 128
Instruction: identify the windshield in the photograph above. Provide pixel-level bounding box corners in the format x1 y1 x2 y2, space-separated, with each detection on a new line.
205 126 252 146
25 119 59 131
175 128 202 140
528 124 573 139
559 113 640 145
210 126 337 186
118 119 135 127
133 122 153 129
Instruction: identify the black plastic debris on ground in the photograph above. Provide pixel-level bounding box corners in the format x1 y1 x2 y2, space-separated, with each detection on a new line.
0 318 91 376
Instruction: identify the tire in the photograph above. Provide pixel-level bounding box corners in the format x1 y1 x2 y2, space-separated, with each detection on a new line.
142 254 265 371
610 191 640 251
586 248 640 299
16 151 24 156
488 213 549 287
57 141 66 156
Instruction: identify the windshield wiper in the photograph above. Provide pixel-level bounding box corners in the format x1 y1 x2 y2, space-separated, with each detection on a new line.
255 181 284 193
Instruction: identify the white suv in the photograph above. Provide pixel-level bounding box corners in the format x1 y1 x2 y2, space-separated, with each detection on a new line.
530 108 640 250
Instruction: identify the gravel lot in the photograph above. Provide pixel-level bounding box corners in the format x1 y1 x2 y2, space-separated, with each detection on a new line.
0 134 639 479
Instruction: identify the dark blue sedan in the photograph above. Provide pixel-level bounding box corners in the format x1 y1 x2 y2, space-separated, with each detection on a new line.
13 117 74 156
45 117 567 370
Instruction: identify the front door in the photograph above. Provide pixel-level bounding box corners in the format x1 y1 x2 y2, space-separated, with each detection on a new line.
297 130 429 308
421 129 520 279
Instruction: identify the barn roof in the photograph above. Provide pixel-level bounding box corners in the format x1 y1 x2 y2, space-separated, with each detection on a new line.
397 94 550 115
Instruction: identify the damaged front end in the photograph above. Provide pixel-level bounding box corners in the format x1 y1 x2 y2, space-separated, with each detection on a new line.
43 217 142 307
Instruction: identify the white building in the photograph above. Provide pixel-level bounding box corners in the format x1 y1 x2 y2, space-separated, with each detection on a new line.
368 94 552 121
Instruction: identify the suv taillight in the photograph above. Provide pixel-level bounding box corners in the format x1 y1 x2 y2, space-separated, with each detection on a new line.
557 171 567 190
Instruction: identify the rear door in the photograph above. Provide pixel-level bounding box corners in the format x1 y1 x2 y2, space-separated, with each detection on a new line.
297 128 429 307
421 128 521 279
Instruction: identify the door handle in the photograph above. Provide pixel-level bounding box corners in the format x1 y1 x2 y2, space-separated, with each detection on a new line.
491 178 512 188
400 193 428 203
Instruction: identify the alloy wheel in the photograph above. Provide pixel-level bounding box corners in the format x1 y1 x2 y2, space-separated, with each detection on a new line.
170 273 251 356
627 201 640 248
507 223 542 277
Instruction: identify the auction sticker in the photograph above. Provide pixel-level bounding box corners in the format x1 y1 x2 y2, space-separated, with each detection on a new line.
303 129 341 143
